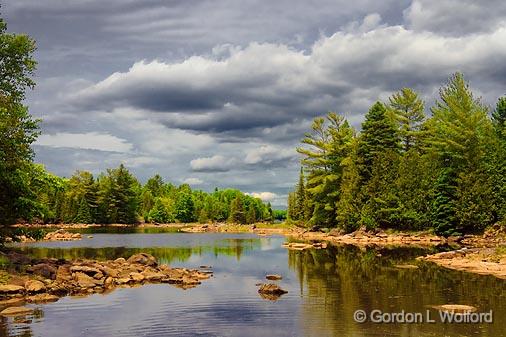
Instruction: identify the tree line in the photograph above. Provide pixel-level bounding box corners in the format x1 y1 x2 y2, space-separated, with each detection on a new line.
0 15 272 226
18 165 274 225
288 74 506 236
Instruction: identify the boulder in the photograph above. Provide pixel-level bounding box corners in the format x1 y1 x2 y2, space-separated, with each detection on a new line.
98 265 119 278
29 263 57 279
433 304 478 313
70 265 100 275
0 284 25 294
114 258 127 264
26 294 59 303
266 274 282 280
74 272 97 288
258 283 288 295
141 269 165 281
0 306 34 316
55 265 73 283
129 272 145 282
24 280 45 293
127 253 158 267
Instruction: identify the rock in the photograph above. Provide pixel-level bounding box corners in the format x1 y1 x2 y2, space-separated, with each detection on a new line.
0 306 34 316
93 272 104 280
394 264 419 270
258 283 288 295
6 252 32 265
129 272 145 282
114 258 127 264
24 280 45 293
74 272 97 288
26 294 59 303
116 278 131 285
282 242 314 250
29 263 57 279
0 284 25 294
127 253 158 267
266 274 282 280
55 265 73 283
99 266 119 278
104 277 114 288
87 235 94 238
0 298 25 306
70 265 100 275
141 270 165 281
432 304 478 313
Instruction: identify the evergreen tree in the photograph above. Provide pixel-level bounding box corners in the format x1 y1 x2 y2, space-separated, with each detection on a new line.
229 195 246 224
293 167 306 221
358 102 400 180
492 96 506 137
74 197 92 224
148 198 172 223
388 88 425 151
246 206 256 224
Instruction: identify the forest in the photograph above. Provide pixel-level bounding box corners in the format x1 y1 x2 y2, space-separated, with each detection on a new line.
287 75 506 236
0 16 273 226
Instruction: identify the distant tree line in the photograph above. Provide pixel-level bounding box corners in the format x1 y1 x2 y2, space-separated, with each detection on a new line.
15 166 274 225
288 74 506 236
0 15 273 226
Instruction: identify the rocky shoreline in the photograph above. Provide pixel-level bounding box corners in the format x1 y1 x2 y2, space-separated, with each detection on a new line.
417 247 506 280
0 252 212 316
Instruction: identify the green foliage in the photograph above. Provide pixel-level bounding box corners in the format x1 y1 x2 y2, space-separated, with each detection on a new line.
358 102 400 180
0 16 40 225
229 195 246 224
175 192 195 223
291 73 505 235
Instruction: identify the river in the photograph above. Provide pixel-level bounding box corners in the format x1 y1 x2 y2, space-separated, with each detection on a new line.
2 228 505 336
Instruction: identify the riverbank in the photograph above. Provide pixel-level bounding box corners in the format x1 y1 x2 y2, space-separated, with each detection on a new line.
418 247 506 280
0 251 211 315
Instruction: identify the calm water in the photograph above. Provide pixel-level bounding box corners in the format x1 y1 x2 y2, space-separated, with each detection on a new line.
2 229 505 337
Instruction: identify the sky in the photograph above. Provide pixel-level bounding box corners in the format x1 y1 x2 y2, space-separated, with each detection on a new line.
2 0 506 208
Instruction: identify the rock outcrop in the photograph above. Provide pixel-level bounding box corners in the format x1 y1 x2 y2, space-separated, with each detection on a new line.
0 253 213 308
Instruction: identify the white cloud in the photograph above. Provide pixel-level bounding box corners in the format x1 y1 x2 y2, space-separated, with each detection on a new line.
190 155 238 172
36 132 133 152
182 177 204 185
244 145 296 164
246 192 277 202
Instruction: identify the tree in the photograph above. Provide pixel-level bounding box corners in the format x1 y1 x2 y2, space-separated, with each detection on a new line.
74 197 93 224
229 195 246 224
492 96 506 137
388 88 425 151
0 15 39 225
297 113 355 227
175 192 195 223
246 206 256 224
357 102 400 180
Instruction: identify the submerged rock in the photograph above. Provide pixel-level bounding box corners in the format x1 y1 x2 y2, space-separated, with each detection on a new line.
431 304 478 313
258 283 288 301
0 306 34 316
266 274 282 280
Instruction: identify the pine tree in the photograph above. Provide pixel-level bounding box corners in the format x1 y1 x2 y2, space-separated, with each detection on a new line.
431 166 458 236
293 167 306 221
175 192 195 223
297 112 354 227
492 96 506 137
229 195 246 224
358 102 399 181
388 88 425 151
74 197 92 224
246 206 256 224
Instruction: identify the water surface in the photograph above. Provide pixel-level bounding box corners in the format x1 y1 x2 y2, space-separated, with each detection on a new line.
2 230 505 337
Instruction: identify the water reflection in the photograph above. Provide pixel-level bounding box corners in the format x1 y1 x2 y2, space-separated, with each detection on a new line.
2 233 506 337
289 244 506 337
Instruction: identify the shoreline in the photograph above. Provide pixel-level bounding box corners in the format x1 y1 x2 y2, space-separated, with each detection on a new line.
0 252 212 315
4 222 506 281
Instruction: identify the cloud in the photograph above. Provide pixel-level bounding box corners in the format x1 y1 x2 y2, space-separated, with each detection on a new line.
67 20 506 136
404 0 506 35
246 192 277 202
244 145 296 165
182 177 204 185
35 132 133 152
190 155 237 172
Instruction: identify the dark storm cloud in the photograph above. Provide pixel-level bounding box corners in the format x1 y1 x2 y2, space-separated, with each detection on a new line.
4 0 506 206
